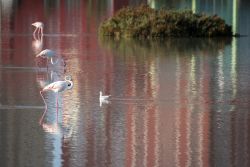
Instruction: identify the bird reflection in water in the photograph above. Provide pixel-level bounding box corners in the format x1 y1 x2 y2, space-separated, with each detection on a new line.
41 122 60 135
40 118 74 139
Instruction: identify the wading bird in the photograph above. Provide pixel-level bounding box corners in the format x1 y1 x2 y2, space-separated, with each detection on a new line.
40 76 73 124
99 91 111 106
32 21 44 36
36 49 59 65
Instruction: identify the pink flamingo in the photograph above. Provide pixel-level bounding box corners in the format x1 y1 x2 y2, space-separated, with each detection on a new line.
36 49 59 65
32 21 44 36
39 76 73 124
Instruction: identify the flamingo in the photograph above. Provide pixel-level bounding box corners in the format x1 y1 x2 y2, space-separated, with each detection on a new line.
99 91 111 106
40 76 73 124
32 21 44 36
36 49 59 65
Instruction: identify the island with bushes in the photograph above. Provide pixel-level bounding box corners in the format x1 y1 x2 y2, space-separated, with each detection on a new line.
99 5 233 38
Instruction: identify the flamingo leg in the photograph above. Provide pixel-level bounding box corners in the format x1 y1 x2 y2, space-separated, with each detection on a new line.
33 27 38 35
41 27 44 36
37 27 40 35
56 92 58 123
39 91 47 125
38 31 43 41
50 57 54 65
33 28 38 39
33 32 38 40
46 58 49 70
39 107 47 125
39 27 42 35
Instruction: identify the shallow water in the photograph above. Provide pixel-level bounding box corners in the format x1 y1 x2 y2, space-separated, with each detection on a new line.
1 1 250 167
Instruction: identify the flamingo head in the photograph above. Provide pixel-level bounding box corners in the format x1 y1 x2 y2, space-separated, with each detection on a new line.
66 80 73 90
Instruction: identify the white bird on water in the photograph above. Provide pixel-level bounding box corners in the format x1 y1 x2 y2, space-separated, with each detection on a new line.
99 91 111 106
32 21 44 35
36 49 59 65
39 76 73 123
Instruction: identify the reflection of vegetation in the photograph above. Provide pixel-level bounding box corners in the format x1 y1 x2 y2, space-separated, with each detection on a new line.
99 5 233 38
99 36 232 57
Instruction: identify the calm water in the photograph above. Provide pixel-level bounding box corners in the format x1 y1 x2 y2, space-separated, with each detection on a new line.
1 0 250 167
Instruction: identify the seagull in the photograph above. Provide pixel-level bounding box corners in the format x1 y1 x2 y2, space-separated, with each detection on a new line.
99 91 111 106
39 76 73 124
32 21 44 36
36 49 59 65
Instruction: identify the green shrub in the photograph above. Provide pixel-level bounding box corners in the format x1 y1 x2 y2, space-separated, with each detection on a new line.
99 5 233 38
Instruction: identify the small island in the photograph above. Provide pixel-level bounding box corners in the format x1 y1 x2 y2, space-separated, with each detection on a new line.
99 5 233 38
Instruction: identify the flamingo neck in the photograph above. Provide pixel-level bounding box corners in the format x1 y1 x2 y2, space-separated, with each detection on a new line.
41 27 44 35
50 57 59 65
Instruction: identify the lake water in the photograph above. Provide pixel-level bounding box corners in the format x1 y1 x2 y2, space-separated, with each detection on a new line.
1 0 250 167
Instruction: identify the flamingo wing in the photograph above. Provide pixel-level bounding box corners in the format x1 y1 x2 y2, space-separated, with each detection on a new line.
43 81 66 92
32 22 43 27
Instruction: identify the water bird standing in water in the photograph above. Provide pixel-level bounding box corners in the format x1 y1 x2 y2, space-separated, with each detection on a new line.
32 21 44 36
36 49 59 65
99 91 111 106
39 76 73 124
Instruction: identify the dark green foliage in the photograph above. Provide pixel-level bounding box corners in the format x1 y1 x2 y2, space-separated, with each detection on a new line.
99 5 233 38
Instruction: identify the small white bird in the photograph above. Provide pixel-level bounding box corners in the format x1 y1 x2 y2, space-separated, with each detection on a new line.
36 49 58 65
99 91 111 106
40 76 73 123
32 21 44 35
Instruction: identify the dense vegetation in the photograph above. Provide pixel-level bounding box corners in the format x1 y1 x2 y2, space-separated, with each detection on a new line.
99 5 233 38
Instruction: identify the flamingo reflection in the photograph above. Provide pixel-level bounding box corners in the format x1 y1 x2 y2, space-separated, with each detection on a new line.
41 122 60 134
